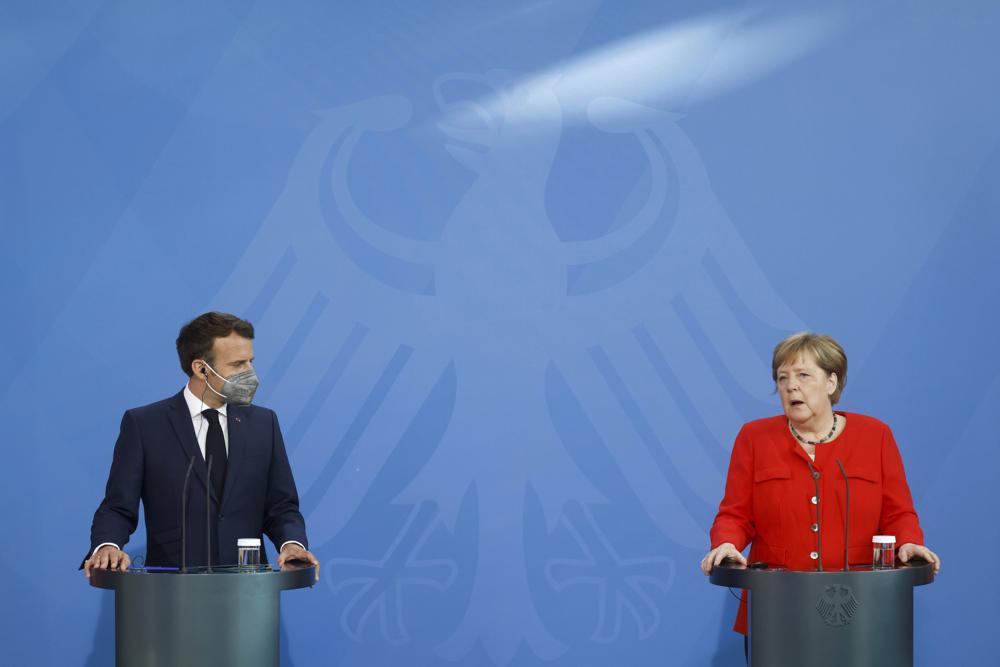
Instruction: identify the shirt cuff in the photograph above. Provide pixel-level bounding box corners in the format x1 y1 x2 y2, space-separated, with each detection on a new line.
279 541 306 553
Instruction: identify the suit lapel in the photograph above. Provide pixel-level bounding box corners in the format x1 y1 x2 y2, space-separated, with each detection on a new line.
166 391 219 504
222 404 246 508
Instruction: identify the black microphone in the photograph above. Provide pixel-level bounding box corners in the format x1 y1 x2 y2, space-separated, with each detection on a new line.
836 458 850 571
181 455 196 573
206 454 213 572
806 459 823 572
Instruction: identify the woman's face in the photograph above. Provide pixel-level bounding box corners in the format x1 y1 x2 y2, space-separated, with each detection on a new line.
775 352 838 426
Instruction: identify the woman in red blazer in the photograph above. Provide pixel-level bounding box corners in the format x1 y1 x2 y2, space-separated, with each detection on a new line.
700 332 940 635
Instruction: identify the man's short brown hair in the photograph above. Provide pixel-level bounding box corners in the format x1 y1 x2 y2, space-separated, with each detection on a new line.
176 312 254 377
772 332 848 404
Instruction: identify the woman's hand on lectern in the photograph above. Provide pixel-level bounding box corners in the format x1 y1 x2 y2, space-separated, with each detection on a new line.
700 542 746 574
898 543 941 573
84 545 131 577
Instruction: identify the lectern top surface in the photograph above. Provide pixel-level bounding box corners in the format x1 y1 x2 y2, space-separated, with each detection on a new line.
708 558 935 590
131 564 276 574
714 558 933 573
89 563 317 591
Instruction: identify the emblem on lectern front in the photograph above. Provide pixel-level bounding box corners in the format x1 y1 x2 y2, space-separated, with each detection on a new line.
816 585 860 627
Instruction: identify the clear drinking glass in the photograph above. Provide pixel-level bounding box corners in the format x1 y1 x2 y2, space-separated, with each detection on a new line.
238 538 261 570
872 535 895 569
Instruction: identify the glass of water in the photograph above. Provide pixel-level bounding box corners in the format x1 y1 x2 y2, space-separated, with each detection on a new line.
238 538 261 570
872 535 895 569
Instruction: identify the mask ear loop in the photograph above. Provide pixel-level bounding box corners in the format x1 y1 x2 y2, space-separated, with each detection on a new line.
197 372 209 446
201 361 230 401
195 360 221 446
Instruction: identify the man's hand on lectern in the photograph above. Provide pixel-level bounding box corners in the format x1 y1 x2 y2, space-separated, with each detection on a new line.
84 545 131 578
277 543 320 581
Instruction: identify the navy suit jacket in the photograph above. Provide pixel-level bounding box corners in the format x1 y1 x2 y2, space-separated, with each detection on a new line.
85 391 308 568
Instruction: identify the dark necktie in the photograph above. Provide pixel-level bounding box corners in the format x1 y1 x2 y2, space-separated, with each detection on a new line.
202 409 227 499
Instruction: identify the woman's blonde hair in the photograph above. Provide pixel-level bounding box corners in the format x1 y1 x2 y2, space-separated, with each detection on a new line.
772 332 848 404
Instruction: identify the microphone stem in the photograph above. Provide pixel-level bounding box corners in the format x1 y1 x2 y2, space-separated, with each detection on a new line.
206 455 213 572
836 459 850 571
181 456 195 573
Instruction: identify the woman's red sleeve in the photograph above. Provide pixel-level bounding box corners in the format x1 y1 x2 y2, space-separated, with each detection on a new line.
709 425 756 550
879 425 924 546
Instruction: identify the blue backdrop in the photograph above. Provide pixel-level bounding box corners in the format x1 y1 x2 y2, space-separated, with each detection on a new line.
2 1 998 665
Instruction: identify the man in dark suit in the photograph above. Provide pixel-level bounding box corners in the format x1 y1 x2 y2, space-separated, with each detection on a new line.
83 312 319 578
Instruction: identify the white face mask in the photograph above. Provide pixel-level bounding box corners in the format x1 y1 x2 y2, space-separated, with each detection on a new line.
201 361 259 405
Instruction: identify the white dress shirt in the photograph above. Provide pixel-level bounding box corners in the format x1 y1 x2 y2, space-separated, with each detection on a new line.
184 384 229 459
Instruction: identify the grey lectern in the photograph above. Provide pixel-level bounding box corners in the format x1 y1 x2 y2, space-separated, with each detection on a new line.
90 564 315 667
710 560 934 666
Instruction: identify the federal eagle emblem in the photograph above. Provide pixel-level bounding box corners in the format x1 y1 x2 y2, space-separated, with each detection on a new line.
816 585 860 627
212 9 835 663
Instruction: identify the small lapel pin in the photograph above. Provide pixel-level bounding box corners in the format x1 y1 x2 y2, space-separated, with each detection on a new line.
234 416 241 424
